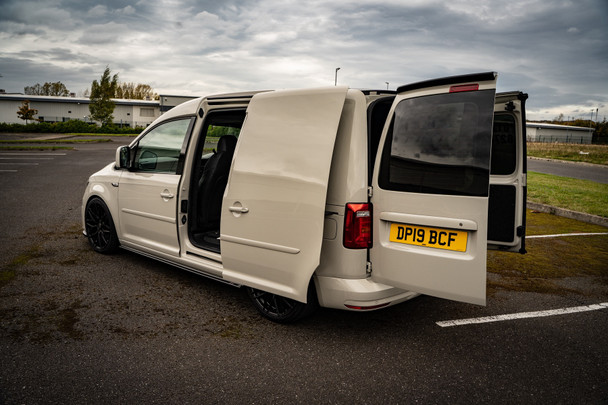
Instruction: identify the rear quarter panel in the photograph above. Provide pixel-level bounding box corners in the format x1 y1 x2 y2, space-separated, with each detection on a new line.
317 89 369 279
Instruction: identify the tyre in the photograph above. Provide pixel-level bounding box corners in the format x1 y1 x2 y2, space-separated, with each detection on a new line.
247 281 318 323
84 197 119 254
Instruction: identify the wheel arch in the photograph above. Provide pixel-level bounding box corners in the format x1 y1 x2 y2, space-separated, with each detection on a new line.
247 276 319 323
82 181 120 238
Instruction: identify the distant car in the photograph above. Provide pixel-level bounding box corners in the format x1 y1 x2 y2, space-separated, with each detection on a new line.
83 72 527 322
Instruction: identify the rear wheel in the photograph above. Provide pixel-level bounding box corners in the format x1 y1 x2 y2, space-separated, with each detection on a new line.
85 197 119 254
247 281 318 323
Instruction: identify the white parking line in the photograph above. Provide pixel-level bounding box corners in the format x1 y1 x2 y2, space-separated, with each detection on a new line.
0 153 66 156
528 233 608 239
0 157 54 160
0 152 67 171
437 302 608 327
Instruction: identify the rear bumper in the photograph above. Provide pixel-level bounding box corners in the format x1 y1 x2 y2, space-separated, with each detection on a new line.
314 275 419 311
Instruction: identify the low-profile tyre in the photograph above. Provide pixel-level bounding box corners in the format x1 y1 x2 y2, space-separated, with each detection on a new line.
247 281 318 323
84 197 119 254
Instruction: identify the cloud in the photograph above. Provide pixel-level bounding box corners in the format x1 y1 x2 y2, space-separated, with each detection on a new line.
87 5 108 18
0 0 606 120
78 22 127 45
120 5 136 15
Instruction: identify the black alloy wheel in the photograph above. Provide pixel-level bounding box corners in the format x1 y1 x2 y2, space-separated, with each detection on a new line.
247 282 318 323
85 197 119 254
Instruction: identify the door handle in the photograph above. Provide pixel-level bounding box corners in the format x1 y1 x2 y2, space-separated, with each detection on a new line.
160 190 175 199
229 206 249 214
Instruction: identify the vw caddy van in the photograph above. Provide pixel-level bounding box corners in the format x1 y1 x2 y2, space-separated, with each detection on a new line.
82 72 527 322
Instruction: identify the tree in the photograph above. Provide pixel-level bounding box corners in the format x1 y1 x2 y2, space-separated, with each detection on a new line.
592 119 608 144
24 81 70 96
115 82 159 100
17 100 38 124
553 113 564 123
89 67 118 126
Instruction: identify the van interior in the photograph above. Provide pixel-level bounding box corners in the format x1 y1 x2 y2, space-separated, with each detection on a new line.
189 109 246 252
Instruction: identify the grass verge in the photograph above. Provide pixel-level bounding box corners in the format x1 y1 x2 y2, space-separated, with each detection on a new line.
527 142 608 165
528 171 608 217
66 133 138 137
487 210 608 296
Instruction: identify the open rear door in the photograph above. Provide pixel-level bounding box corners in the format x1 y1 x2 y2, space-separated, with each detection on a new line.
220 87 348 303
488 92 528 253
370 72 497 305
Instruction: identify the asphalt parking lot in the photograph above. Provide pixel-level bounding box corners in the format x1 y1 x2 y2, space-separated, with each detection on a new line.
1 141 607 404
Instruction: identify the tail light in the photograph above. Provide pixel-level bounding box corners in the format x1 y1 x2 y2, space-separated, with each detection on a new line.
343 203 372 249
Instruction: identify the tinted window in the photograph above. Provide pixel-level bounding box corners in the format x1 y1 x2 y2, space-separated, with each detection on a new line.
379 90 495 197
133 118 193 173
491 114 517 175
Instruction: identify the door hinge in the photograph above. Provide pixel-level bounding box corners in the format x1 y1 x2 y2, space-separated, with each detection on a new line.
366 261 372 274
367 186 373 198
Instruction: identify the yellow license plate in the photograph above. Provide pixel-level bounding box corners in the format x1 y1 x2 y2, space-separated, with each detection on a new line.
389 223 468 252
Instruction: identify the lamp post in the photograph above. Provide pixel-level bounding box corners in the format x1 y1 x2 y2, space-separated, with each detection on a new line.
335 67 341 86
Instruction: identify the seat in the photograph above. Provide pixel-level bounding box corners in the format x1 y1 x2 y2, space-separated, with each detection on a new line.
196 135 238 232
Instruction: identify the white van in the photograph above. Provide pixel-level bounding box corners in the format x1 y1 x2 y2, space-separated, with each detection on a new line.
82 72 527 322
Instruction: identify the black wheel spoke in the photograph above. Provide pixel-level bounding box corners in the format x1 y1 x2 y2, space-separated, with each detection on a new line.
271 294 280 315
85 198 118 253
247 286 316 323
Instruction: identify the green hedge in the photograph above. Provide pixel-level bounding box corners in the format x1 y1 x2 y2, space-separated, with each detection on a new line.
0 121 143 134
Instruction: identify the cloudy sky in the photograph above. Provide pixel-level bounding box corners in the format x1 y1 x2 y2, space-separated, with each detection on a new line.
1 0 606 121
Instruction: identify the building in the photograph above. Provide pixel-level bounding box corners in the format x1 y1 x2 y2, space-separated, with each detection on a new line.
0 93 197 127
4 94 595 143
526 122 594 144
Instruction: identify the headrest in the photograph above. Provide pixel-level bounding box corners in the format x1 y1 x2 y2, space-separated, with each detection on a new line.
217 135 237 153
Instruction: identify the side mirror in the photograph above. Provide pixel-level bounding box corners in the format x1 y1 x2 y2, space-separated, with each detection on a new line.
116 146 130 169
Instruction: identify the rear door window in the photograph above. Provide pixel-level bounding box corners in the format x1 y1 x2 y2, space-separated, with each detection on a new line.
378 90 495 197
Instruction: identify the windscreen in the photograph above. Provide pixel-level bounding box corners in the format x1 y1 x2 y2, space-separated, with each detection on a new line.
378 89 495 197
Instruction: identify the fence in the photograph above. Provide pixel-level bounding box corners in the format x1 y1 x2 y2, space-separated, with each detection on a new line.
526 135 590 144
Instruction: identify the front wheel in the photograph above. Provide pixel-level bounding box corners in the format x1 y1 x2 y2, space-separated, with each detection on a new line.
247 282 318 323
84 197 119 254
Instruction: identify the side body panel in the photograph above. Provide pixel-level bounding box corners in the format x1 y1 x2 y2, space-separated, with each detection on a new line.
118 172 181 256
317 90 369 280
220 87 348 303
